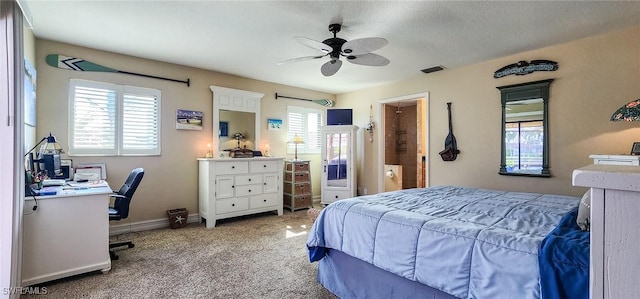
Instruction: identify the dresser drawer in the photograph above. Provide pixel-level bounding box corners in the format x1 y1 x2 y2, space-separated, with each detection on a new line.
216 198 249 214
285 162 309 172
284 194 312 209
323 190 352 203
284 172 310 183
235 174 263 185
216 161 249 175
250 194 278 209
235 184 263 197
284 182 311 195
250 160 279 173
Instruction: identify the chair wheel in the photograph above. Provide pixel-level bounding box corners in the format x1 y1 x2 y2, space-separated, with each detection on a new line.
110 251 119 260
128 244 135 248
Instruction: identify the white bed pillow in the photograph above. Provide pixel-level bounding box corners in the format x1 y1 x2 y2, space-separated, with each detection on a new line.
576 191 591 231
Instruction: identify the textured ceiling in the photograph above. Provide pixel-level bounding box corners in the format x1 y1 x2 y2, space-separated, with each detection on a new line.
23 1 640 94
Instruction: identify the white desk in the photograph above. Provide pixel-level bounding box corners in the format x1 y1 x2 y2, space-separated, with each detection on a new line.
22 181 112 286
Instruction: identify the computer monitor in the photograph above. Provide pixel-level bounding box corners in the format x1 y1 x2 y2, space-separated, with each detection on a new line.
41 154 62 178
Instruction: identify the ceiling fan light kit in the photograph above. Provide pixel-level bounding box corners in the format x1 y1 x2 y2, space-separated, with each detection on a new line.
279 23 390 76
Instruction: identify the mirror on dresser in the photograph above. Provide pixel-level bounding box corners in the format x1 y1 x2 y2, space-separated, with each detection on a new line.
211 86 264 156
497 79 553 177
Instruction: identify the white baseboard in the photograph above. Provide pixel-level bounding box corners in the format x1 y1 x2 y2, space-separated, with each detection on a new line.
109 213 201 236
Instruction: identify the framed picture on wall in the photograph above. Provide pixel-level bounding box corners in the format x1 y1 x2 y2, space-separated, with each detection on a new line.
219 121 229 137
267 118 282 131
630 142 640 155
176 109 203 130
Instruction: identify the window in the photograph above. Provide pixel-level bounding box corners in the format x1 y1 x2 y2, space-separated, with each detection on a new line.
504 120 543 172
68 79 161 156
287 106 323 154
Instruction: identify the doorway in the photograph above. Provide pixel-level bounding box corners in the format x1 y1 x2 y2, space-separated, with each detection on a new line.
377 93 429 193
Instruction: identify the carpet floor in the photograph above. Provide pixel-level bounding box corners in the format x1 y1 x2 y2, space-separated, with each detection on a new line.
22 209 337 299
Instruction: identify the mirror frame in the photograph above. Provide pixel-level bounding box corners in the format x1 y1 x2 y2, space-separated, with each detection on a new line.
210 86 264 154
497 79 553 177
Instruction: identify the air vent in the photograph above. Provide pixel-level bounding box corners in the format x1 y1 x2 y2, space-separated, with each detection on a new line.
420 65 445 74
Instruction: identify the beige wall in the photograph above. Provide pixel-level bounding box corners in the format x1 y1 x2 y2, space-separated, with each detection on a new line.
35 26 639 224
338 26 640 197
35 39 333 223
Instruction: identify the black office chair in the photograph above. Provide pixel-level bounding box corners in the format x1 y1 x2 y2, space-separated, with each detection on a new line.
109 167 144 260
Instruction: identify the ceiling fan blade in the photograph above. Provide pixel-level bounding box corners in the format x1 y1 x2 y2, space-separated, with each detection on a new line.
342 37 388 55
277 54 326 66
295 36 332 53
346 53 390 66
321 59 342 76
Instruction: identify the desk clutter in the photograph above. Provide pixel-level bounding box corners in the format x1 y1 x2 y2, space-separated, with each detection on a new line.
29 180 110 196
25 159 108 196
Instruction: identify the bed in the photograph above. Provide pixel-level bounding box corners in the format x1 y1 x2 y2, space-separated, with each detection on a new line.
306 186 589 299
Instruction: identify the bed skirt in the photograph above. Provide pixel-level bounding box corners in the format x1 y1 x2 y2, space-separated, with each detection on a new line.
318 249 457 299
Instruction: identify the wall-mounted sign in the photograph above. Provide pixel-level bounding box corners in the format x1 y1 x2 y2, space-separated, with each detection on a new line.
494 60 558 78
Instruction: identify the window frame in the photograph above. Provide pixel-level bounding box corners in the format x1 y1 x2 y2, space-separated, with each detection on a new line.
68 79 161 156
286 106 323 155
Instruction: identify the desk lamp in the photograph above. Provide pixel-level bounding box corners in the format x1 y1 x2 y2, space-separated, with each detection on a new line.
288 134 305 160
611 99 640 122
25 132 64 178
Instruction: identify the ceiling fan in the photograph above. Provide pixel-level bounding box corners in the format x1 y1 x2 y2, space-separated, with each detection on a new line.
278 23 390 76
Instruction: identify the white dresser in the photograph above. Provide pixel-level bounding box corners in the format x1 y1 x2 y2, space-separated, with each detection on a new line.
573 164 640 299
198 157 283 228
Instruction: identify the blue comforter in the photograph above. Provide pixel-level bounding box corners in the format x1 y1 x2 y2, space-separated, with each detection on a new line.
539 208 590 299
306 186 581 299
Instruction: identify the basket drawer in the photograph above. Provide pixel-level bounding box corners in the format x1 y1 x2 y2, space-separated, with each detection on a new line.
283 194 312 209
284 182 311 195
284 172 309 183
285 161 309 172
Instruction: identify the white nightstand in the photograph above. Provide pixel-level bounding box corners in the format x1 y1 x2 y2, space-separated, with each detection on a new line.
589 154 640 166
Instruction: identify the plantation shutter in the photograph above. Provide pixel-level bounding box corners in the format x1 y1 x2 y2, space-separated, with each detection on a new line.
122 87 161 155
69 79 161 156
287 106 323 154
69 81 118 155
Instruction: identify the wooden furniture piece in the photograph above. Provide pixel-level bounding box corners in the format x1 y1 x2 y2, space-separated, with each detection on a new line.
22 182 112 286
320 125 358 205
283 160 312 211
198 157 283 228
589 154 640 166
573 164 640 299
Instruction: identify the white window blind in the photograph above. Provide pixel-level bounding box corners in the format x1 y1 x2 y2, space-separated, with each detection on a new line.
69 79 161 156
287 106 323 154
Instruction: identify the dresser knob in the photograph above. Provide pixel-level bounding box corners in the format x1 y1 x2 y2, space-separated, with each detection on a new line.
263 164 267 167
232 203 235 207
248 189 251 192
231 166 235 169
263 199 267 202
335 195 339 198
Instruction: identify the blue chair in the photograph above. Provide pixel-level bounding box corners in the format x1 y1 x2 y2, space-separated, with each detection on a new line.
109 167 144 260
